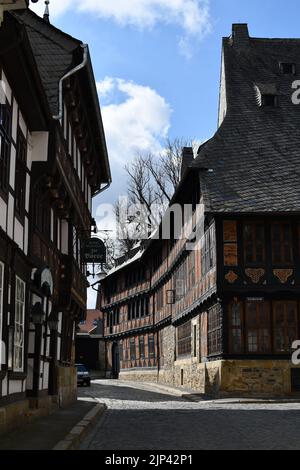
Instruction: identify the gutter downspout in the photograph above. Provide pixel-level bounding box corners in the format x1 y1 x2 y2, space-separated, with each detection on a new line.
53 43 88 121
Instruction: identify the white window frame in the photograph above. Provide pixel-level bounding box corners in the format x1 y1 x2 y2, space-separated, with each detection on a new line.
0 262 4 370
13 276 25 372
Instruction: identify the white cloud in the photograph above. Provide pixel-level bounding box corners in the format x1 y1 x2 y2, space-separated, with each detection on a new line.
30 0 212 56
98 77 172 165
97 77 115 100
86 77 172 309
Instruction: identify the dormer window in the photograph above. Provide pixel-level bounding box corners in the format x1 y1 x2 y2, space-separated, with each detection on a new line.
255 84 279 108
262 94 278 107
280 62 296 75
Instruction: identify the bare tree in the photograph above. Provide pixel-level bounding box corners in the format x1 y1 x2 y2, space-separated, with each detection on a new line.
115 137 198 256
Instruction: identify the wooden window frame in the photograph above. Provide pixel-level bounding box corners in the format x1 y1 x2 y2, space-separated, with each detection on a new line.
243 222 265 266
273 301 298 354
177 321 192 357
245 301 271 354
13 277 25 373
130 338 136 361
229 301 244 354
271 222 293 266
139 336 145 359
208 305 222 356
148 334 155 358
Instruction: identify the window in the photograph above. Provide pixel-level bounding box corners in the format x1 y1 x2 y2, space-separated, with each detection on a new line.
141 297 149 318
273 301 297 353
0 101 11 196
157 287 164 310
243 223 265 265
15 128 27 218
177 321 191 357
153 250 162 272
130 338 136 361
0 262 3 369
262 94 278 107
139 336 145 359
174 258 188 302
193 325 197 357
271 223 293 264
189 252 195 290
148 334 155 358
14 277 25 372
229 302 243 354
245 301 271 353
208 305 222 355
202 225 216 276
35 198 51 235
280 62 296 75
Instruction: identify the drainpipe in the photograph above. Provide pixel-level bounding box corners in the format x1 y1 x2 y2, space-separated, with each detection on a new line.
52 43 88 121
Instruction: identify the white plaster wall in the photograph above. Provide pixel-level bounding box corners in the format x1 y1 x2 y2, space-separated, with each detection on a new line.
31 132 49 162
8 380 22 395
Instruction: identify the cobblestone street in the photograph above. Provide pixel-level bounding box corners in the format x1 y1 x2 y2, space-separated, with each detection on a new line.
79 380 300 450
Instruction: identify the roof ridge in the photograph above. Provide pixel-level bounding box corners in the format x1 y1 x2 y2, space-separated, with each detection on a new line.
11 8 81 50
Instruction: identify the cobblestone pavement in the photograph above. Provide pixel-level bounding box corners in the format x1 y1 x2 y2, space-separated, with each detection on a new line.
79 380 300 450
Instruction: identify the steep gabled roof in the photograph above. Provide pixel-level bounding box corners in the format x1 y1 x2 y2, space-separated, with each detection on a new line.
193 25 300 214
11 8 80 116
9 8 111 185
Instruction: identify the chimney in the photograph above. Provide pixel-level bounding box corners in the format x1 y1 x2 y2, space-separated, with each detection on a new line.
232 24 250 48
181 147 194 179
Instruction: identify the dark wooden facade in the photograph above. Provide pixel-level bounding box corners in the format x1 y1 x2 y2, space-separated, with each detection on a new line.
101 24 300 396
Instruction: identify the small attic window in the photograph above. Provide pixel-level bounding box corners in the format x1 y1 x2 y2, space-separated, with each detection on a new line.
262 94 278 107
280 62 296 75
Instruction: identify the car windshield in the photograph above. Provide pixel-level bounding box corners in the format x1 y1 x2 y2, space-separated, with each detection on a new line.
77 365 88 373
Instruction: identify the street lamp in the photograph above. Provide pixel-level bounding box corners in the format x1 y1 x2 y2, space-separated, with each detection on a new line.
48 310 59 331
31 302 45 325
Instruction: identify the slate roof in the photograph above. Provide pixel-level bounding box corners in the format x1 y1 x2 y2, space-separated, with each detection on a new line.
193 25 300 214
11 8 80 116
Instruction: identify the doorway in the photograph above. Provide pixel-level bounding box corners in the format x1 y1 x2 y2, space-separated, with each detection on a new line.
112 342 120 379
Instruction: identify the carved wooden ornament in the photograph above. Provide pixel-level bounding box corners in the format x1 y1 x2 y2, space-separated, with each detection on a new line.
273 269 293 284
245 268 265 284
225 271 238 284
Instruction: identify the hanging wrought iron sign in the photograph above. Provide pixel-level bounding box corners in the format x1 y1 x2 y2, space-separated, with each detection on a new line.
83 238 107 265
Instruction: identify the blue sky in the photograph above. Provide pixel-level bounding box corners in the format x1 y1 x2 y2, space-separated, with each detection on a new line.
30 0 300 307
31 0 300 206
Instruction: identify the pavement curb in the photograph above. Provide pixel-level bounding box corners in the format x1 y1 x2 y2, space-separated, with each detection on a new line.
52 403 107 451
131 381 300 405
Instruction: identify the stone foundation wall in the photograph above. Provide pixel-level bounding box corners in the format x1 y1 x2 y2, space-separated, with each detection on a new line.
57 366 77 407
116 322 300 397
0 399 30 437
119 358 300 397
119 368 159 383
220 360 300 396
0 395 58 437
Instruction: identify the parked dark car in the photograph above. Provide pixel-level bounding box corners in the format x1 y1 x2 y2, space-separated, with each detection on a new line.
76 364 91 387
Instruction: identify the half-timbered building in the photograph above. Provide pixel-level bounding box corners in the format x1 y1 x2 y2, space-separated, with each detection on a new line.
101 24 300 397
0 1 111 434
